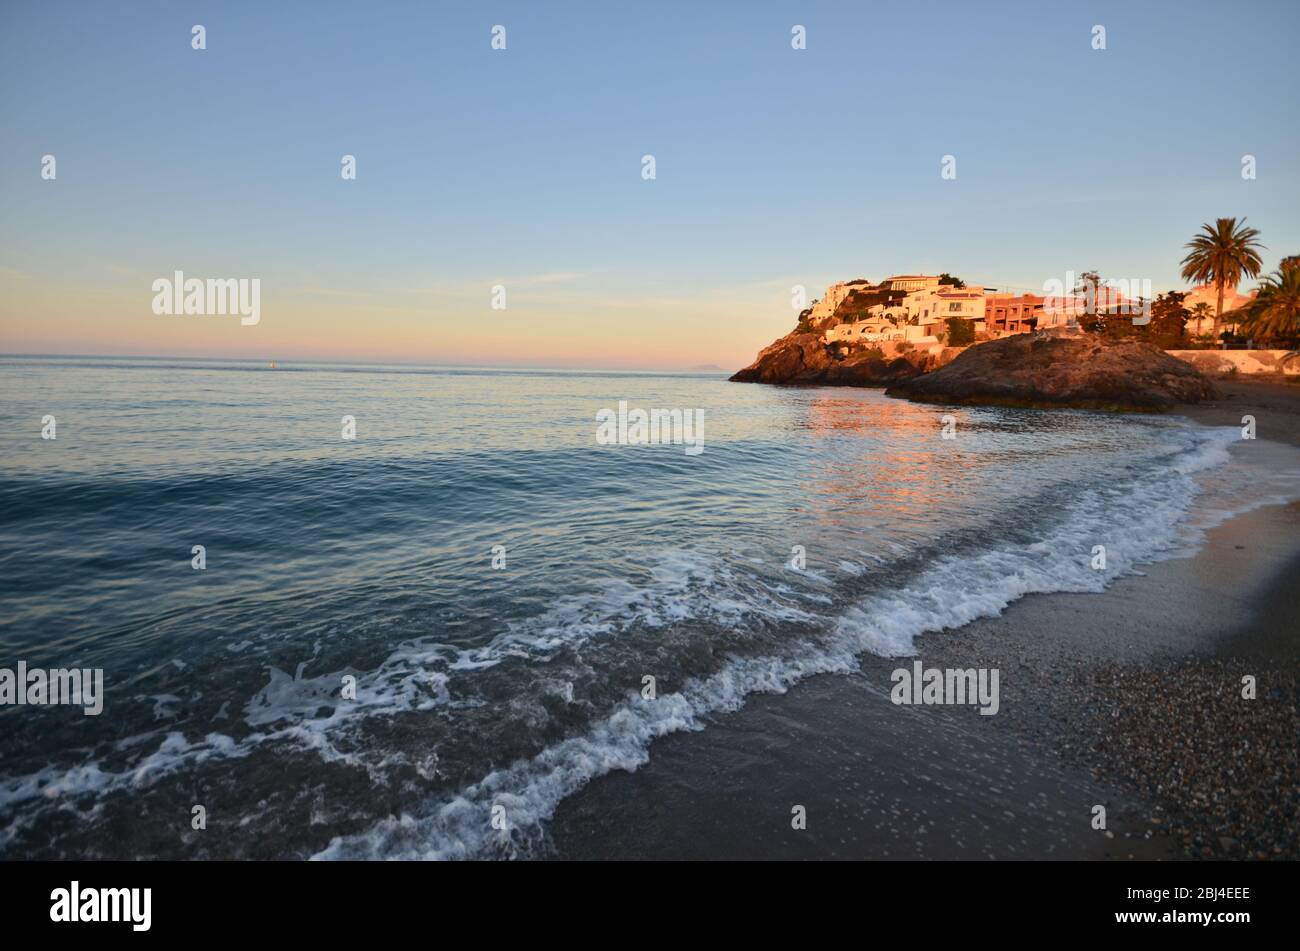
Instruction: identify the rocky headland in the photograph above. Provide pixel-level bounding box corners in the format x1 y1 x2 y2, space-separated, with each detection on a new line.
729 331 960 386
884 332 1216 411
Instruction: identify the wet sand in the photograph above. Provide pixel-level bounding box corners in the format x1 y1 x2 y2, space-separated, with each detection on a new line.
547 499 1300 860
1176 378 1300 448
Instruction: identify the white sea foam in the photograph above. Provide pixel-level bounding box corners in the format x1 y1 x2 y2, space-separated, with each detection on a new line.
0 729 248 846
0 547 820 837
315 423 1297 861
6 421 1296 860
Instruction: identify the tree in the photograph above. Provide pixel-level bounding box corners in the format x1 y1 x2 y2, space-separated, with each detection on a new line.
1189 301 1213 334
1238 264 1300 345
944 317 975 346
1147 292 1190 349
1074 270 1102 301
1180 218 1265 338
938 273 966 288
1074 271 1121 335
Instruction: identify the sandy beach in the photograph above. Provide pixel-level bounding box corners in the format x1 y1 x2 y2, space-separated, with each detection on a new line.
548 381 1300 861
1176 378 1300 447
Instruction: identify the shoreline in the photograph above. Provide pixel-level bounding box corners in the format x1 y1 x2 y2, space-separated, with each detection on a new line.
546 413 1300 859
1175 378 1300 448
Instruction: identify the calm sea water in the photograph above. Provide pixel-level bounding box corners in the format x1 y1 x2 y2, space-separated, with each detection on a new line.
1 355 1296 858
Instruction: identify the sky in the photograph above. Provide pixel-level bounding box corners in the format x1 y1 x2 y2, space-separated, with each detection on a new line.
1 0 1297 369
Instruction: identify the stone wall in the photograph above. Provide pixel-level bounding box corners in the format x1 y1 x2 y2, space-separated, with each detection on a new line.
1168 350 1299 377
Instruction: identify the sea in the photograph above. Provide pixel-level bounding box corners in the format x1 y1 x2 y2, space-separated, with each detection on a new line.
1 354 1297 859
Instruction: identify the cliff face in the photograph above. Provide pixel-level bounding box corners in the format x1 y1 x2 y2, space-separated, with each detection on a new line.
885 332 1216 410
729 331 953 386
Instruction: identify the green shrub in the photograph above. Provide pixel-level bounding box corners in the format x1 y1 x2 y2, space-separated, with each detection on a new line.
944 317 975 346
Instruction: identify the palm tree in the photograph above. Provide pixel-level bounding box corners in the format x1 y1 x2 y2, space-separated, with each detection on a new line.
1239 264 1300 344
1180 218 1265 339
1189 301 1213 335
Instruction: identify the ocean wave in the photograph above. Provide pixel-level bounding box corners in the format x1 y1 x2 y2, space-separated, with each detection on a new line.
313 423 1289 860
5 415 1297 859
0 547 825 839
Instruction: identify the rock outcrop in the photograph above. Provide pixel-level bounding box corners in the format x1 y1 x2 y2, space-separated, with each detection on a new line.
885 332 1215 410
729 331 953 386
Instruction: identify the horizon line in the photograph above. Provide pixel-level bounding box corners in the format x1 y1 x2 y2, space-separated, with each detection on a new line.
0 351 734 374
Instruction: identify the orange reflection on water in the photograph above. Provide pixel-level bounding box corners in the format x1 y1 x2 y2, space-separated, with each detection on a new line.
796 393 987 535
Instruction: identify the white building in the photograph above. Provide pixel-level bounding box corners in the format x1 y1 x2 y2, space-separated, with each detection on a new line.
821 272 993 350
899 286 986 337
880 275 942 293
823 317 959 350
808 280 874 326
822 279 988 348
824 322 901 345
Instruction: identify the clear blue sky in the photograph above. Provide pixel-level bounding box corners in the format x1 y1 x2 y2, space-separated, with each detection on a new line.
2 0 1297 367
